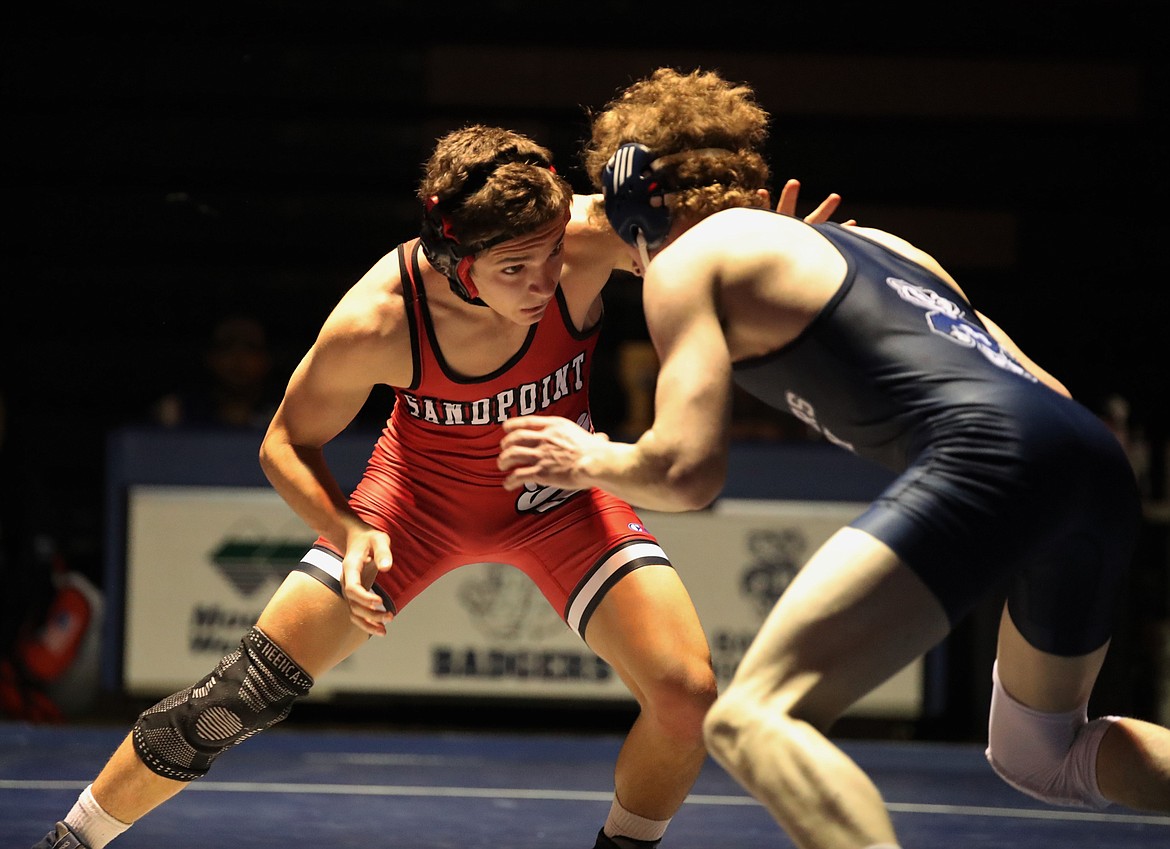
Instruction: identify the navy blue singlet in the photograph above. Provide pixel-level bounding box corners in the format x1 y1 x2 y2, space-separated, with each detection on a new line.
732 218 1139 655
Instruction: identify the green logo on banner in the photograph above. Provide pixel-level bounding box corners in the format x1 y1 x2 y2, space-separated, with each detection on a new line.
208 539 309 595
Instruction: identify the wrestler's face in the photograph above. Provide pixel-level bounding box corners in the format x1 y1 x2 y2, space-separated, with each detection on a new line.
470 217 567 325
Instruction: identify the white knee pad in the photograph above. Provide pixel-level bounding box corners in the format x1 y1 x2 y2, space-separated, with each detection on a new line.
985 662 1119 810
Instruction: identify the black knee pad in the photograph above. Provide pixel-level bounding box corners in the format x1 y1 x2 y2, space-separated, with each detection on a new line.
132 626 313 781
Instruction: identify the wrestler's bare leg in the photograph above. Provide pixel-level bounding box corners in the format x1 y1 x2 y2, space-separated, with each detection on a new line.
703 527 949 849
995 608 1170 812
585 564 718 822
90 571 368 824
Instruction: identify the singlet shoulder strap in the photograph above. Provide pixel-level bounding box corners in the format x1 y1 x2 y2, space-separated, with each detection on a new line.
396 240 425 391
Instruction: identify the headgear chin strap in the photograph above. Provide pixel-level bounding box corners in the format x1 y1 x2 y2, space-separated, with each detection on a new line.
419 154 555 306
602 143 734 268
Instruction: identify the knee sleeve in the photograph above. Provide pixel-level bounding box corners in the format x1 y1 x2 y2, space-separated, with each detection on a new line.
985 662 1118 810
132 626 313 781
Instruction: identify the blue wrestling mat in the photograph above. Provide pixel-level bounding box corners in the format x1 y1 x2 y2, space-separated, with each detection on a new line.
2 723 1168 848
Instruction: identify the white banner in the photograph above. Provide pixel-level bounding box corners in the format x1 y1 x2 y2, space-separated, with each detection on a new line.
651 499 923 718
124 486 921 716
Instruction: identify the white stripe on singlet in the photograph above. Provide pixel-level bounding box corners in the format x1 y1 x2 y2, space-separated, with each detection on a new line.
301 546 343 579
564 541 671 636
297 546 395 612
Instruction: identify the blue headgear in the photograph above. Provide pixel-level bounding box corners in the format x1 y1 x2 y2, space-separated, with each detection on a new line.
601 143 672 252
601 144 734 265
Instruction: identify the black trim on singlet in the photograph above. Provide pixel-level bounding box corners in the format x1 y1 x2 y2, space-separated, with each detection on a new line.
412 240 540 385
406 241 597 383
295 543 397 614
731 221 858 371
574 558 658 638
563 538 673 637
398 241 425 392
554 285 603 342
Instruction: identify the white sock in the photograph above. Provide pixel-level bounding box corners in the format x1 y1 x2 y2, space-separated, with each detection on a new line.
604 796 670 843
64 784 131 849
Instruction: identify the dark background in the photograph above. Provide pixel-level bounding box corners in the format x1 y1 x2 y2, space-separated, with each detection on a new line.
2 2 1167 735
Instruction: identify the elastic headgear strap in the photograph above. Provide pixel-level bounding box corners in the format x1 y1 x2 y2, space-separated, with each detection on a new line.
420 154 555 305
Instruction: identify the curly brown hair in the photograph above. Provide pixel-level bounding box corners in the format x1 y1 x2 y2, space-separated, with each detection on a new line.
420 125 573 250
583 68 771 219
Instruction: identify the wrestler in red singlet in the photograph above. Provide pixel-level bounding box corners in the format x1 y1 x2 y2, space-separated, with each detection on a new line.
298 239 669 637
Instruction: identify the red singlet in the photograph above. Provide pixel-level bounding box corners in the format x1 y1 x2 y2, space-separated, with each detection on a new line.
298 241 669 637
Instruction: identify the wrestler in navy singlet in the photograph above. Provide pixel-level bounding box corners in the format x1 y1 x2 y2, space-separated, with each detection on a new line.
733 218 1140 655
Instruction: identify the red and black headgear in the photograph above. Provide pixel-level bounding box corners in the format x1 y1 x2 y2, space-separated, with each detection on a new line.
419 153 555 305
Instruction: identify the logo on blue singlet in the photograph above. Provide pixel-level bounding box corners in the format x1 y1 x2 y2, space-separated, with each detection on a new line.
785 392 854 452
885 277 1037 382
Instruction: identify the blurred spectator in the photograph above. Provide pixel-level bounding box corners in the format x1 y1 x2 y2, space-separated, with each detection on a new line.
152 313 279 429
1094 393 1170 722
0 389 52 661
1099 392 1152 497
0 389 102 722
612 338 659 440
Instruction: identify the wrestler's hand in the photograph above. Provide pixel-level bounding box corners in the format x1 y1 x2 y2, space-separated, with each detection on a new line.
775 178 856 226
499 415 611 492
340 522 394 636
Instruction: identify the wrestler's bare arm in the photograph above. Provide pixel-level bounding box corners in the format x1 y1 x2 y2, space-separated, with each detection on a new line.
557 194 631 328
501 244 732 512
614 247 733 509
259 252 412 634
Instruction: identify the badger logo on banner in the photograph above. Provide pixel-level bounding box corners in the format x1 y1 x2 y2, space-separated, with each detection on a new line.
434 563 613 683
739 528 808 619
456 564 565 641
710 526 810 686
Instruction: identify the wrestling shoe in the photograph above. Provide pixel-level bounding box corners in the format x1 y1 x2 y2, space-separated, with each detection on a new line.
591 828 662 849
32 822 90 849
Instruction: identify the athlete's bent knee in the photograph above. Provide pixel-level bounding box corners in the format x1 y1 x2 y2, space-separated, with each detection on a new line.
703 687 774 771
702 691 742 763
985 662 1118 809
644 664 718 745
132 626 314 781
